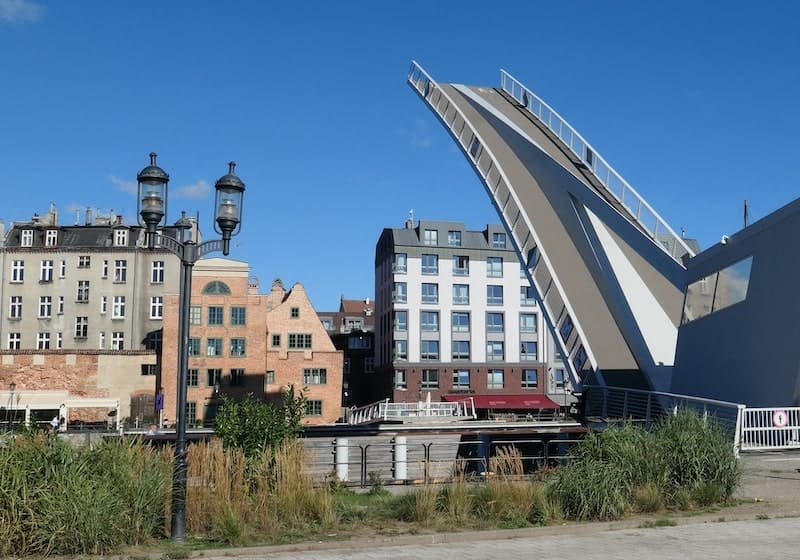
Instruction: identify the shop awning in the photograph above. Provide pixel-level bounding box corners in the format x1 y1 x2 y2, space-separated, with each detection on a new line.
443 394 561 410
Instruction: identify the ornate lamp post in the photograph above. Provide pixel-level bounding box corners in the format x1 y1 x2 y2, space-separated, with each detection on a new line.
137 153 245 541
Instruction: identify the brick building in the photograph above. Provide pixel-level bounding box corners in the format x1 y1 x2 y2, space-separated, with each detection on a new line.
161 259 343 427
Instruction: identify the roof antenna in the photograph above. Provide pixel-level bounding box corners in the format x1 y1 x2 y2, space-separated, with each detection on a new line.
744 199 750 228
406 208 415 229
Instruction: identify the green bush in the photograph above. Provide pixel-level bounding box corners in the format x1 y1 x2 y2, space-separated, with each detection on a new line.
552 459 631 520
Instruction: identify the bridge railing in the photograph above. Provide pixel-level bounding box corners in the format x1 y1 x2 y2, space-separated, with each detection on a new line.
499 70 694 262
583 384 745 455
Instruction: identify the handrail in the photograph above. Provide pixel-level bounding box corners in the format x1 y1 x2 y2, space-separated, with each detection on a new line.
500 69 695 262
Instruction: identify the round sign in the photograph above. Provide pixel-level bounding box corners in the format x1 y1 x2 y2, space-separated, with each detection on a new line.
772 409 789 428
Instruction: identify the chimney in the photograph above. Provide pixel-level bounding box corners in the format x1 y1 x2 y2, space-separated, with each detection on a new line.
85 207 93 225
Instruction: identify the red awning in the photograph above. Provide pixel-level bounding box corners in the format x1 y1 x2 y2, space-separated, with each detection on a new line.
443 394 560 410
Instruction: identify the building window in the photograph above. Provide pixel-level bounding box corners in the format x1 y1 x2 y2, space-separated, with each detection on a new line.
74 316 88 338
520 286 537 306
393 253 407 273
186 402 197 425
271 334 281 347
486 312 504 333
76 280 90 302
420 340 439 360
452 340 470 360
392 282 407 303
151 260 165 283
453 255 469 276
56 331 63 349
394 369 407 389
303 368 327 385
287 306 298 319
305 400 323 416
487 369 505 389
421 254 439 274
230 338 246 357
207 368 222 387
421 369 439 389
59 260 66 279
150 296 163 319
40 260 53 282
423 229 438 246
345 317 363 331
266 370 275 384
100 296 107 314
57 296 64 314
452 369 470 389
7 333 20 350
37 332 50 350
207 338 223 356
447 230 461 247
487 341 504 361
188 338 201 356
393 340 408 361
520 313 537 333
486 257 503 278
453 284 469 305
487 285 503 305
202 281 231 295
492 232 507 248
522 369 538 388
11 260 24 283
521 341 538 361
102 260 108 278
9 296 22 319
421 282 439 304
187 368 199 387
112 296 126 319
348 335 371 349
560 315 574 341
38 296 52 319
141 364 158 376
21 229 33 247
452 311 470 332
393 310 408 331
189 306 201 325
554 368 566 390
320 317 333 330
421 310 439 332
111 331 124 350
98 331 105 349
114 229 128 246
78 255 91 268
231 368 245 386
288 333 312 349
208 306 224 325
365 356 375 373
231 306 246 326
114 260 127 282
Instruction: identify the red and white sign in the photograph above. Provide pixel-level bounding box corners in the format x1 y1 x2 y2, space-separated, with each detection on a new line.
772 409 789 428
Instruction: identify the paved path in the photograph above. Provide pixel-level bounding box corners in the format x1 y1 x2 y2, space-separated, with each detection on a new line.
201 517 800 560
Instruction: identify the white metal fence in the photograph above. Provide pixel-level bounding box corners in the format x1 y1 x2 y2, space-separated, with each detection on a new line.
741 407 800 451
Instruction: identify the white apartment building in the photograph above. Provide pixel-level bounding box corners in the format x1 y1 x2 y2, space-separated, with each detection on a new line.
375 219 568 412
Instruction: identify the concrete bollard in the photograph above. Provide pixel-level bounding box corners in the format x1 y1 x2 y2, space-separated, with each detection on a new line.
393 436 408 481
335 438 349 482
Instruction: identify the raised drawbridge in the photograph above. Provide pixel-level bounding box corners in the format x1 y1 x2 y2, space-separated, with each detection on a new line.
408 62 695 393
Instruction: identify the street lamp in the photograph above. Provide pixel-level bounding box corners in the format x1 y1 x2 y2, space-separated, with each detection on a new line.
7 382 16 431
137 152 245 541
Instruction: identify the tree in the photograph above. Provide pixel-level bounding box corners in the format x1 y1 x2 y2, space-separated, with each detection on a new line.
214 387 306 459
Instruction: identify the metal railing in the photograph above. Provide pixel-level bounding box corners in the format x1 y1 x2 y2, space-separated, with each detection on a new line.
347 398 477 424
304 436 580 487
741 407 800 451
583 384 745 454
500 70 694 262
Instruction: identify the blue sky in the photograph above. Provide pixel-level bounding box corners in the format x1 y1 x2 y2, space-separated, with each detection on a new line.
2 1 799 310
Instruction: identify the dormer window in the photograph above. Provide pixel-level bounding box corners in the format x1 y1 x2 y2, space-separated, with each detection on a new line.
45 230 58 247
114 229 128 247
21 230 33 247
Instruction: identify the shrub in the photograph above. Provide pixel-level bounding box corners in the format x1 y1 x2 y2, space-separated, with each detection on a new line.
552 459 631 520
633 483 665 513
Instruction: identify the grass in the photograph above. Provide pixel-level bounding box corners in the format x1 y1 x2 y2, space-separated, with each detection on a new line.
1 408 744 555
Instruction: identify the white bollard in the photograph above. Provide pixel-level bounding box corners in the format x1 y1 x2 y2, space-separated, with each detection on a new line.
393 436 408 481
335 438 349 482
